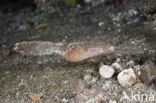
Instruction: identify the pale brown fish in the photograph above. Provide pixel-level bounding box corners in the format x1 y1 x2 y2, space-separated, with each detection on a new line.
14 41 143 62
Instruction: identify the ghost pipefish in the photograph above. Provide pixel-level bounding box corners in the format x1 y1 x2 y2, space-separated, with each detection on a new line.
14 41 144 62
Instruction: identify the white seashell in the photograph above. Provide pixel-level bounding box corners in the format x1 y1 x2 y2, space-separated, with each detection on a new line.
99 65 115 78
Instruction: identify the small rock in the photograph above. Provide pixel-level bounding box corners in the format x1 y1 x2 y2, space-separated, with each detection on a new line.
117 68 136 88
102 82 111 90
83 73 98 83
89 57 100 63
84 73 92 81
0 47 11 57
99 65 115 78
92 77 98 83
111 62 122 70
28 94 41 101
98 21 104 27
61 97 68 103
116 58 121 62
35 22 48 29
63 80 69 84
109 100 117 103
126 60 135 66
128 9 138 16
49 88 55 92
1 77 6 81
139 66 156 86
18 25 27 30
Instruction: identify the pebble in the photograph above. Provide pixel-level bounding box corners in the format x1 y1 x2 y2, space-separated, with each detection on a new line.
116 58 121 62
99 65 115 78
126 60 135 66
28 94 41 101
128 9 138 16
139 66 156 86
83 73 98 83
117 68 136 88
111 62 122 70
98 21 104 27
61 97 68 103
84 73 92 81
109 100 117 103
102 82 111 90
0 47 11 57
18 25 27 30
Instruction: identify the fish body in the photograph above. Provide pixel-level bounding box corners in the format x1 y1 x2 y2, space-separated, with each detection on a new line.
14 41 115 62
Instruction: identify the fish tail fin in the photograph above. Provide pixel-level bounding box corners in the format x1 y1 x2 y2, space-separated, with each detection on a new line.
115 47 144 55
